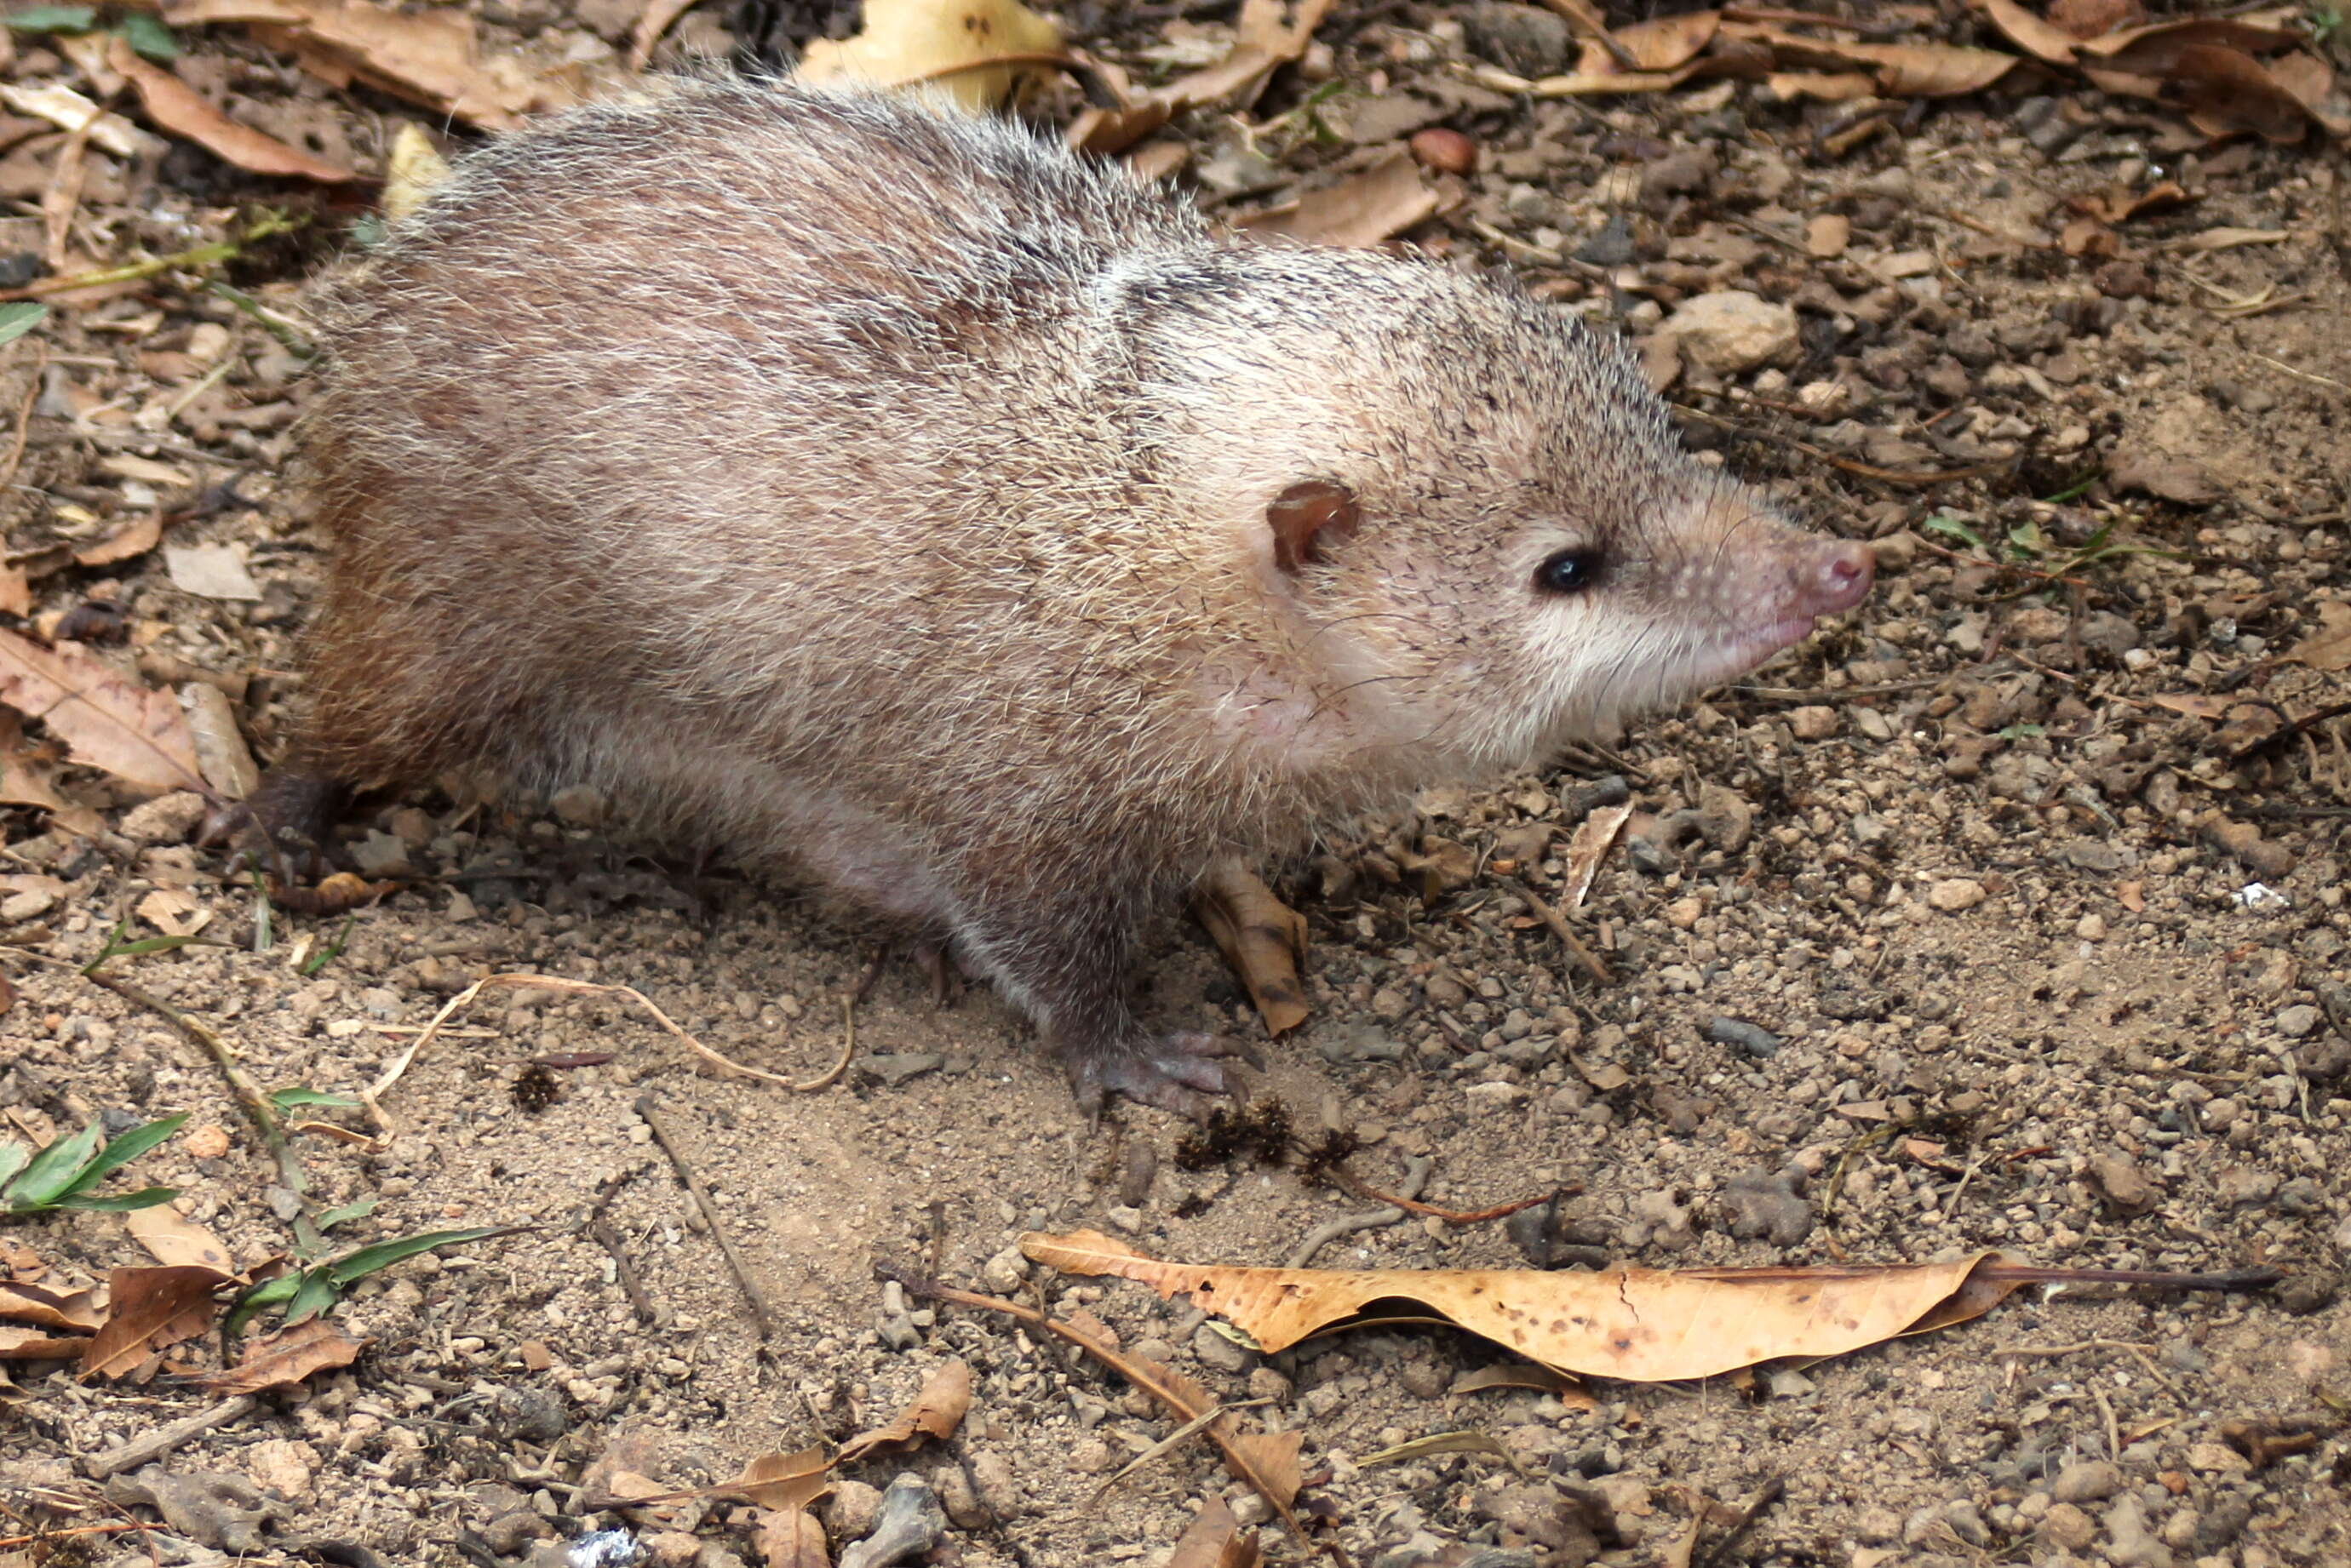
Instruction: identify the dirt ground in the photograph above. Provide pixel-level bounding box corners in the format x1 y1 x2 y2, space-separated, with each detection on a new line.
1 3 2348 1566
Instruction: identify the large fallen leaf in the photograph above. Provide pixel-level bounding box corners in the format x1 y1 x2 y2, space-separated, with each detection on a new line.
1023 1229 2023 1381
105 35 355 181
80 1265 230 1380
834 1359 972 1464
0 629 207 795
1194 858 1308 1036
798 0 1064 112
2285 602 2351 672
163 0 574 129
194 1314 364 1393
1239 150 1438 248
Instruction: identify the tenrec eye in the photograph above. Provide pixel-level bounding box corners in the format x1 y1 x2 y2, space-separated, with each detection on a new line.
1536 549 1603 595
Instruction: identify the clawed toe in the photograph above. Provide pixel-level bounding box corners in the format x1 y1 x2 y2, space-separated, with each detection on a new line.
1068 1033 1248 1122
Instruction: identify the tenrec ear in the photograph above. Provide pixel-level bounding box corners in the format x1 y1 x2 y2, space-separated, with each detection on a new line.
1266 479 1361 574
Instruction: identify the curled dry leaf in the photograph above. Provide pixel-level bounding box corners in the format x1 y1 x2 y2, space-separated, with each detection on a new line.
1559 801 1631 909
0 628 208 795
2073 18 2298 78
0 1279 105 1333
1193 857 1308 1037
1022 1228 2025 1382
194 1314 364 1394
1238 149 1439 249
1977 0 2080 66
104 36 356 182
164 0 576 130
798 0 1064 112
835 1359 972 1464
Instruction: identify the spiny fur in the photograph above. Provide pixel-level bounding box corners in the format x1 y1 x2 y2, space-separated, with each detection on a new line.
284 78 1863 1108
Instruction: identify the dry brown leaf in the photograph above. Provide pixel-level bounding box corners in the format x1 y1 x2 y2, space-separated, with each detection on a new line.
2075 17 2297 76
1239 150 1437 248
105 37 356 182
2073 180 2191 224
0 631 206 795
2147 690 2232 718
1576 10 1717 75
195 1315 364 1393
80 1265 230 1381
836 1359 972 1464
753 1505 830 1568
1978 0 2079 65
164 0 574 130
717 1449 833 1512
0 564 27 619
2059 215 2119 258
1193 858 1308 1037
1729 25 2017 95
75 512 164 569
1763 70 1878 101
1169 1495 1261 1568
1559 801 1631 909
0 1323 88 1358
0 1279 103 1332
798 0 1064 111
2266 51 2350 136
1451 1360 1586 1398
1023 1229 2021 1382
1151 0 1336 112
2049 0 2143 39
126 1205 237 1273
2285 601 2351 672
2170 44 2311 143
136 886 210 938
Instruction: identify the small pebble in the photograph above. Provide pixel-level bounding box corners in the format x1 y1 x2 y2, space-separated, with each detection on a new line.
1927 878 1986 912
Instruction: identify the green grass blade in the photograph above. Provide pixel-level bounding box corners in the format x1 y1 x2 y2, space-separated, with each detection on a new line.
55 1111 188 1199
5 1122 100 1207
59 1186 180 1211
326 1226 507 1287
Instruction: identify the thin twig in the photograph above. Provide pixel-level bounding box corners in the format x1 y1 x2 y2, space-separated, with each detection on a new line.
634 1095 778 1342
84 1394 259 1479
0 345 46 494
1507 876 1610 984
